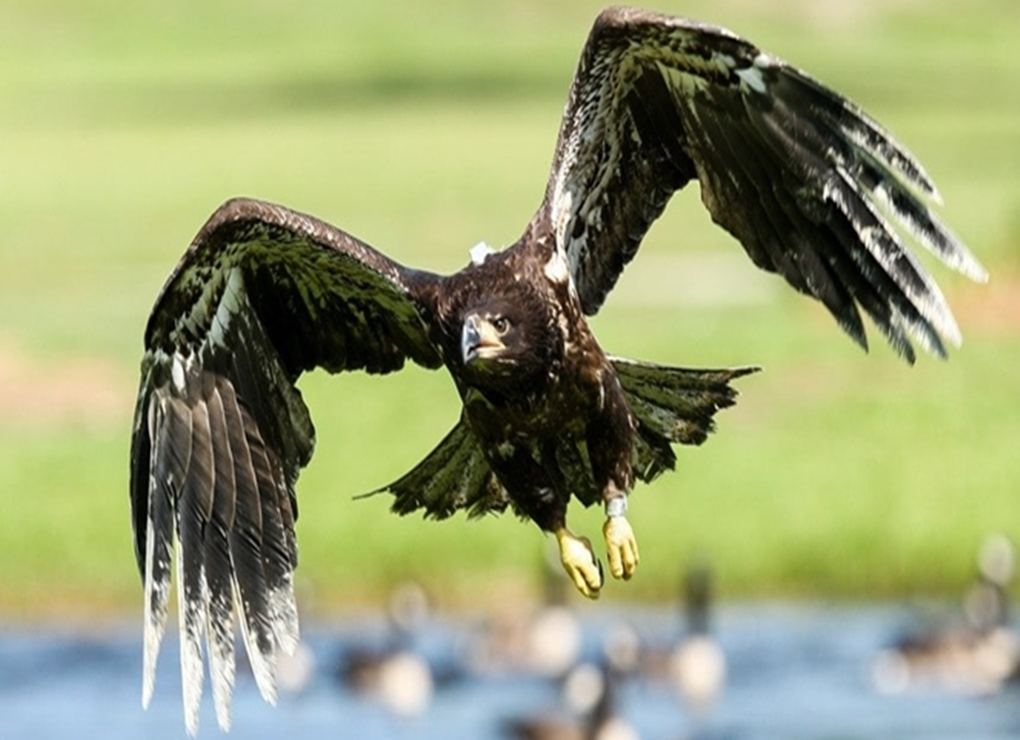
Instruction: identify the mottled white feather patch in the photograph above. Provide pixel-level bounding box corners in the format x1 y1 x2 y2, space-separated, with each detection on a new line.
544 248 571 283
550 181 576 249
736 59 767 94
179 265 231 344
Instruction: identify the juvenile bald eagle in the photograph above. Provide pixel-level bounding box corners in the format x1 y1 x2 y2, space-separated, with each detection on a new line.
130 6 986 733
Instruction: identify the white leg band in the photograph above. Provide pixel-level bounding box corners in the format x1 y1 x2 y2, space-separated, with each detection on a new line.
605 496 627 518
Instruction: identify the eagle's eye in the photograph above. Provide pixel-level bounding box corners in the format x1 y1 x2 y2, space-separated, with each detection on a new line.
491 316 511 335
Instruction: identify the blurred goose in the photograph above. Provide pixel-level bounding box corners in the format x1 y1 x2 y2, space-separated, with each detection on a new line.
335 581 434 716
276 639 317 696
504 643 639 740
463 546 583 678
236 634 317 697
641 562 726 714
872 534 1018 696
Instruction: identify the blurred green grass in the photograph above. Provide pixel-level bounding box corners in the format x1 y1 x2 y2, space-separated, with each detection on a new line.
0 0 1018 619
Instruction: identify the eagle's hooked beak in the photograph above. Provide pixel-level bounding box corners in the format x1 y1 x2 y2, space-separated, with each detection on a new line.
461 314 504 364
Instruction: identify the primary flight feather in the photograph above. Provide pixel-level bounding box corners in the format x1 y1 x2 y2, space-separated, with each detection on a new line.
129 6 985 733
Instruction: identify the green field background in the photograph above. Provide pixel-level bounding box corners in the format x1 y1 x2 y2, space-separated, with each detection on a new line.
0 0 1017 620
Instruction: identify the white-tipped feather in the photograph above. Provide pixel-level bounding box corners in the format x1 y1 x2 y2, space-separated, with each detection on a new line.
825 167 962 348
780 65 984 296
868 178 989 284
206 586 237 732
832 94 943 203
141 512 168 709
270 579 301 656
234 577 279 707
826 106 988 284
142 398 172 710
178 531 206 737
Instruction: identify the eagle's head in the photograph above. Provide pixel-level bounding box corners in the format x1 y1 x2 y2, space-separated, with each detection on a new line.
458 289 557 391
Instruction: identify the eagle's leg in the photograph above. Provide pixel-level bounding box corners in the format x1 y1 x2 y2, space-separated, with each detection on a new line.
602 490 639 580
588 375 640 581
531 490 602 599
553 526 604 600
487 446 605 599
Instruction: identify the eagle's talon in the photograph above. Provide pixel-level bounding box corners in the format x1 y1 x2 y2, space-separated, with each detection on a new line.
603 514 640 580
555 528 603 599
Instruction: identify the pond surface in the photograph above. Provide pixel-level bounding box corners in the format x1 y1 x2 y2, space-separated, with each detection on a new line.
3 604 1019 739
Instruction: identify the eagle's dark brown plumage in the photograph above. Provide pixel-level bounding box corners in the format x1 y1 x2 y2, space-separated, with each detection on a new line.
129 6 985 733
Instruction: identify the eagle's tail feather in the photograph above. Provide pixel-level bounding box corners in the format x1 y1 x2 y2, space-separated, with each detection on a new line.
364 362 754 513
360 419 509 519
609 356 758 483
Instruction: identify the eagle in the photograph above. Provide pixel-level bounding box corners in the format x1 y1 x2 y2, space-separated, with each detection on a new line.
129 6 986 733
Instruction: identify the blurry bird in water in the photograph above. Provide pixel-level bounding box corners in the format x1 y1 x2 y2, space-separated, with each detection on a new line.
462 544 583 679
275 640 316 696
335 582 434 717
669 563 726 714
504 628 641 740
639 561 726 717
872 534 1018 696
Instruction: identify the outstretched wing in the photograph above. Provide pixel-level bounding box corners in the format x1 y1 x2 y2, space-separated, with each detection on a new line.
539 7 986 361
129 197 443 734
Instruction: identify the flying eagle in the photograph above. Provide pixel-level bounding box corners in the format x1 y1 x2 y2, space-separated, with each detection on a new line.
129 6 986 733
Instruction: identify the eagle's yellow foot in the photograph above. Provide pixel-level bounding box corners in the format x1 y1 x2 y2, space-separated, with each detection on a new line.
554 527 604 599
603 514 640 580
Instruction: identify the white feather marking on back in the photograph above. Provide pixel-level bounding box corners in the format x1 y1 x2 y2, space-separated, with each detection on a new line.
469 242 495 266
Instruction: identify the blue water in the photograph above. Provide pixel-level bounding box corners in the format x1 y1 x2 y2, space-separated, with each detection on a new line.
3 604 1019 739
